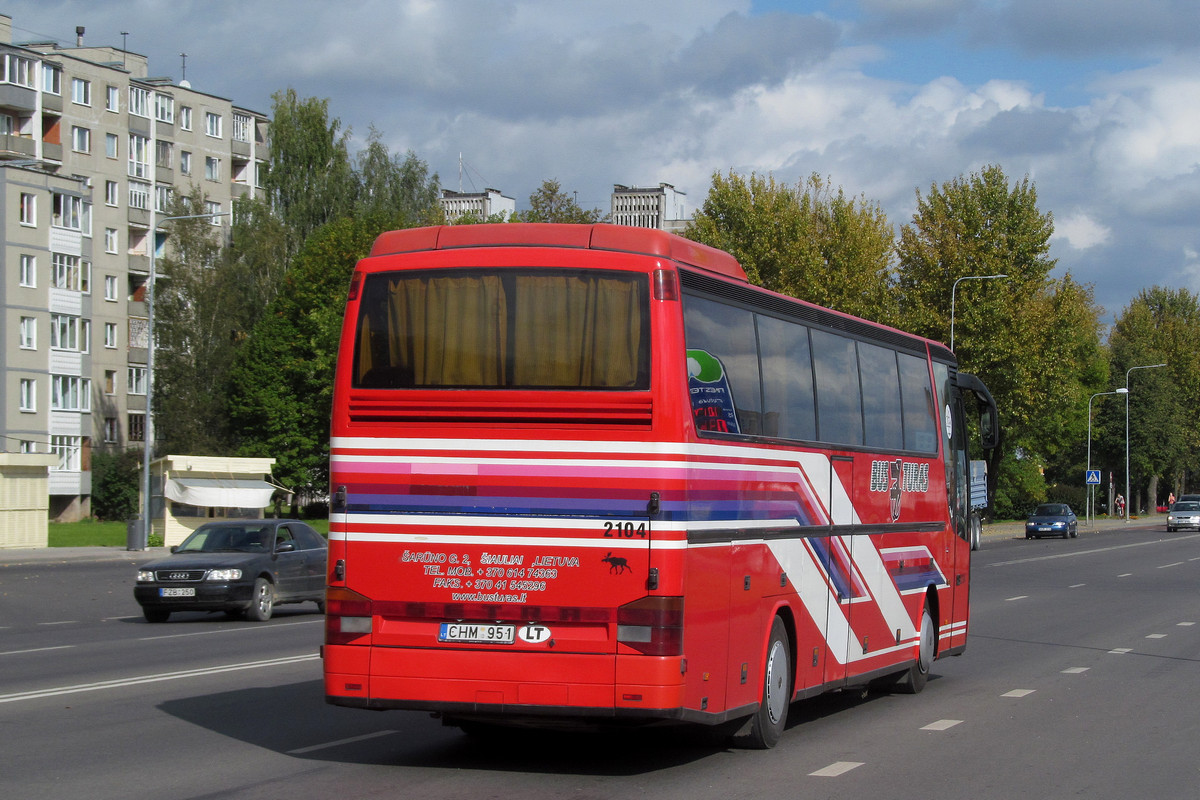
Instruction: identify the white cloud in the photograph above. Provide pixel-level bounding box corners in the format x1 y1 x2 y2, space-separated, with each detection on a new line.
1053 213 1112 250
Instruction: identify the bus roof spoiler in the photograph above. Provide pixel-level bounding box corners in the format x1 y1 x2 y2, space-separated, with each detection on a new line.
368 224 749 283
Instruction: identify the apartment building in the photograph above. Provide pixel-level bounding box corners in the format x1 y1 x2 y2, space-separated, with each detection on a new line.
611 183 689 232
0 15 269 520
438 188 516 222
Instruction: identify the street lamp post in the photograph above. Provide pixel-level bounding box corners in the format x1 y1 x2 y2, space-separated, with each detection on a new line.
1087 389 1126 525
135 210 231 550
1124 362 1167 522
950 274 1007 352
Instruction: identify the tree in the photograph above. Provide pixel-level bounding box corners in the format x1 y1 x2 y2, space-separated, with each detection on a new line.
1105 287 1200 510
90 449 142 521
685 171 897 322
263 89 356 259
514 179 607 223
895 165 1106 517
227 214 395 504
355 128 442 225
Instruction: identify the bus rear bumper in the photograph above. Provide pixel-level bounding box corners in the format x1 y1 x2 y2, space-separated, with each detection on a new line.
323 643 686 719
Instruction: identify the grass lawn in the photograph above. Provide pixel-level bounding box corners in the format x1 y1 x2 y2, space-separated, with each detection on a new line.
48 517 331 547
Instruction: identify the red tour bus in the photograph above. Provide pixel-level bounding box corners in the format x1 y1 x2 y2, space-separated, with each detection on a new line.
323 223 998 747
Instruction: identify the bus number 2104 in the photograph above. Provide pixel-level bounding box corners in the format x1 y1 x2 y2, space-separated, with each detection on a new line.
603 521 647 538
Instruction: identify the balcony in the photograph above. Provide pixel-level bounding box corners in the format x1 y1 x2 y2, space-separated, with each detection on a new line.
0 83 36 112
0 133 36 158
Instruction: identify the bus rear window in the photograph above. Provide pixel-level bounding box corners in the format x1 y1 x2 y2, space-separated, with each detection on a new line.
352 268 650 390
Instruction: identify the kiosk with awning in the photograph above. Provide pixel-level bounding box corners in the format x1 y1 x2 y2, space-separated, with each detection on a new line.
146 455 282 547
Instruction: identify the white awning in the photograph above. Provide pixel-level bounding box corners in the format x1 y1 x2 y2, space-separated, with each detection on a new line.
166 477 276 509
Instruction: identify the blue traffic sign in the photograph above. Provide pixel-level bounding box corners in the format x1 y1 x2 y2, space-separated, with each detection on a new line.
1085 470 1101 485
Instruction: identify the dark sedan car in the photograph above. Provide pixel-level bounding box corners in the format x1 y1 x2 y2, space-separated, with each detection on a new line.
1025 503 1078 539
134 519 327 623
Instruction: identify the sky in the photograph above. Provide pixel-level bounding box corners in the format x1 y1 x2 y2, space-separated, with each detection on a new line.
7 0 1200 325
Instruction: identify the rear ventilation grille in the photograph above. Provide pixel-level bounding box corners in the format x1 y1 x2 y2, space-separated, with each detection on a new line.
348 394 652 426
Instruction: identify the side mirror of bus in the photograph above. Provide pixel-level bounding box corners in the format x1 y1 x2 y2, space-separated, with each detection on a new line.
958 372 1000 452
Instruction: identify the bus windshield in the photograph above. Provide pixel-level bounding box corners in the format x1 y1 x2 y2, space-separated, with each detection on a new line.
352 268 650 390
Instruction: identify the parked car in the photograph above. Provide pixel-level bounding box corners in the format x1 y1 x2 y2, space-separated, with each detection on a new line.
1167 501 1200 532
134 519 327 623
1025 503 1078 539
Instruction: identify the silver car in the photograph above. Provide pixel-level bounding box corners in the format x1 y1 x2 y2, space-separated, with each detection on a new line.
1167 501 1200 532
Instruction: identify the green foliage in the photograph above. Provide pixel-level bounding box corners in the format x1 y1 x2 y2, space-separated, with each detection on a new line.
90 449 142 521
895 165 1105 513
685 171 897 323
992 452 1048 520
513 179 607 223
227 215 395 495
355 128 442 224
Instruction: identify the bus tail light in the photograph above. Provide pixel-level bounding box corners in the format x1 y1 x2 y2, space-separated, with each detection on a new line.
617 596 684 656
653 269 679 301
325 586 373 645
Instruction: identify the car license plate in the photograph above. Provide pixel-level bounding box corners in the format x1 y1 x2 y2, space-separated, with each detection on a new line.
160 587 195 597
1037 525 1051 532
438 622 515 644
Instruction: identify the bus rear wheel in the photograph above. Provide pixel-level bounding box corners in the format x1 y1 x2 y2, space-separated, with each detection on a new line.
897 600 935 694
737 616 791 749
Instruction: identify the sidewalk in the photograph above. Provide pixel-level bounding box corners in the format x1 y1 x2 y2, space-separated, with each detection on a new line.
0 546 170 566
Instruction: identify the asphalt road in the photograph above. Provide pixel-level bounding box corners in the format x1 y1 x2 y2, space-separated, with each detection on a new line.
1 520 1196 800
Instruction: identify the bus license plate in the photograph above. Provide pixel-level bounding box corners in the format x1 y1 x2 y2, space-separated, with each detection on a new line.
160 587 195 597
439 623 515 644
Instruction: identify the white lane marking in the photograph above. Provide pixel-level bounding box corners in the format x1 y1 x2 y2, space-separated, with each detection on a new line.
0 654 318 704
1158 562 1185 569
288 730 399 754
921 719 962 731
1118 573 1132 578
1069 583 1086 588
810 762 864 777
139 618 321 641
37 620 78 626
0 645 75 657
1003 689 1035 698
1062 667 1089 674
1005 595 1029 601
1109 648 1132 654
988 534 1200 567
1178 622 1195 626
1146 634 1167 639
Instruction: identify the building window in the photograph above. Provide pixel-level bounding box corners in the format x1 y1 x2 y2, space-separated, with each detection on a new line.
156 139 172 168
179 105 192 130
20 379 36 412
4 54 35 88
105 228 118 254
53 193 83 230
129 86 150 117
71 126 91 153
50 314 79 351
51 253 83 291
128 367 148 395
180 151 191 175
128 413 145 442
129 317 148 349
19 193 35 226
155 93 174 123
205 156 221 181
233 113 251 143
104 370 117 394
205 201 223 224
155 185 173 213
205 111 222 138
104 417 119 443
105 180 119 207
106 84 119 112
105 322 118 348
128 133 150 178
106 132 118 159
105 274 119 301
81 319 91 352
20 316 36 349
71 77 91 106
82 203 92 238
51 435 83 471
129 181 150 211
51 376 91 412
42 63 61 95
20 254 36 287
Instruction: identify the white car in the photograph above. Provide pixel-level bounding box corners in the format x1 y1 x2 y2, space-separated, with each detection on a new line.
1167 502 1200 532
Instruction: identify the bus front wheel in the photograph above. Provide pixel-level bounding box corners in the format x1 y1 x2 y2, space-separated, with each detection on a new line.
897 600 935 694
737 616 791 749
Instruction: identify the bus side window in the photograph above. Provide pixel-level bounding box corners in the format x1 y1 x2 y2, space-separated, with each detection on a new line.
682 294 762 436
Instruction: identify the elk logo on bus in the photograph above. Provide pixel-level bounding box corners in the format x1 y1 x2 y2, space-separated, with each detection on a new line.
870 459 931 521
687 349 740 434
